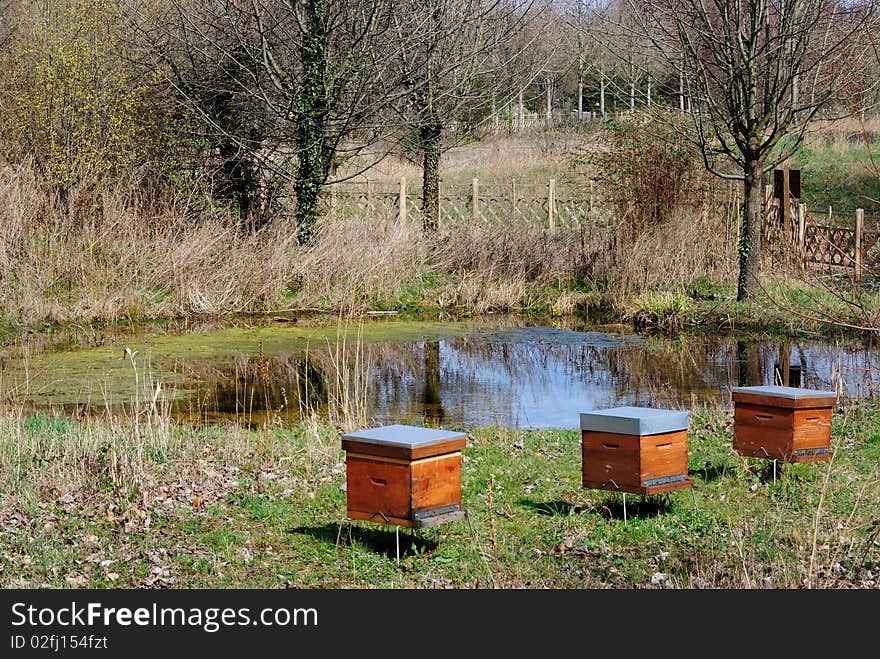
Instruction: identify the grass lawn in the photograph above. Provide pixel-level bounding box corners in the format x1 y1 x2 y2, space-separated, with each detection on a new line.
1 400 877 589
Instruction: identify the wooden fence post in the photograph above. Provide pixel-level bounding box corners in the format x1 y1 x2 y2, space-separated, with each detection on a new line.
548 179 556 231
798 203 807 263
764 184 775 231
855 208 864 282
471 178 480 222
781 168 791 240
398 177 406 223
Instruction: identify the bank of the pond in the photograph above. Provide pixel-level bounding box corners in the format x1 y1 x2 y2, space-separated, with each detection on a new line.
0 283 873 358
1 402 877 589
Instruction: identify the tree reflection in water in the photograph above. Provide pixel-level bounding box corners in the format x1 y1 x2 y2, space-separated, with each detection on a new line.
169 323 880 429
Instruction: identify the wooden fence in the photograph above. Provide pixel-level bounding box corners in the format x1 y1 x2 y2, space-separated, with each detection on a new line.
329 177 878 280
782 205 879 280
327 177 599 229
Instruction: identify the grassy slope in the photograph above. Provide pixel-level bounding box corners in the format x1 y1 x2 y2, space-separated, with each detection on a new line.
1 405 876 589
792 121 880 217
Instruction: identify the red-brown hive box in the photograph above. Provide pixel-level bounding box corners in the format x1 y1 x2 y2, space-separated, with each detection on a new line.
342 424 467 528
580 406 693 495
731 385 837 463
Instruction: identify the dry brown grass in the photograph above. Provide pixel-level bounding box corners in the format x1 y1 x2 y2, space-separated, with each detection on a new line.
291 214 428 312
0 154 738 326
340 132 583 190
0 166 296 324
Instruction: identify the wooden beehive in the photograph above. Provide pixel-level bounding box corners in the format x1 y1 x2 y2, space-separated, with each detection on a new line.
341 424 467 528
731 385 837 463
580 407 693 495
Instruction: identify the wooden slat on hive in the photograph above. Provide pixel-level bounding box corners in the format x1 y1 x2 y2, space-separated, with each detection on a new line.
582 431 641 490
731 392 837 409
341 437 466 460
345 457 412 520
582 478 693 496
411 454 462 513
640 431 688 483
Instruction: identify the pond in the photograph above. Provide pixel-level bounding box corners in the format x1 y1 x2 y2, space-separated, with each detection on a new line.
4 314 880 429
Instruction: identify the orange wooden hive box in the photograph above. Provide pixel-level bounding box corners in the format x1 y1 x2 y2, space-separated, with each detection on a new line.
341 424 467 528
580 406 693 495
731 385 837 463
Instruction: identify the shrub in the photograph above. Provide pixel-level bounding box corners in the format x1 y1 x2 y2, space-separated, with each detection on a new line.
576 113 706 236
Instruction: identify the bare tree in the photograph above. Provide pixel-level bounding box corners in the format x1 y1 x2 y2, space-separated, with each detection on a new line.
152 0 405 241
760 12 880 336
391 0 551 232
627 0 876 300
567 0 598 120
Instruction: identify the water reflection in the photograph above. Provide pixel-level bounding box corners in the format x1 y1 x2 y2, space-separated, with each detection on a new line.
420 341 445 427
166 324 880 429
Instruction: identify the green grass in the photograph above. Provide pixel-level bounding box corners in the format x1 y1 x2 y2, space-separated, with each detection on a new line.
0 403 876 589
793 142 880 216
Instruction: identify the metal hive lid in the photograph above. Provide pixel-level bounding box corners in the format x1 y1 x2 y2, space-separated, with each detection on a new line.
580 406 689 436
342 424 466 448
730 385 837 399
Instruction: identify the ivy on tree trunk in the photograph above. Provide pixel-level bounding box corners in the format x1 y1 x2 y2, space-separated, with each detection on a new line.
295 0 331 246
420 114 442 233
738 157 763 301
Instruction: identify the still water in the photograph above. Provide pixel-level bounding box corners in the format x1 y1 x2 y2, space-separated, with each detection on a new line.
8 314 880 430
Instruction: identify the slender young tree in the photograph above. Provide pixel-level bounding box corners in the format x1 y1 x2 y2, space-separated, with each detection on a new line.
629 0 876 300
391 0 551 233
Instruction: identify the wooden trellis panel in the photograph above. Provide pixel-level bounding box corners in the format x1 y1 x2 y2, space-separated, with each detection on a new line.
863 231 880 268
329 178 597 229
802 224 857 268
556 198 592 227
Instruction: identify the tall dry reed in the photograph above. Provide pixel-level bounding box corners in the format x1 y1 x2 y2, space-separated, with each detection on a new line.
0 159 737 326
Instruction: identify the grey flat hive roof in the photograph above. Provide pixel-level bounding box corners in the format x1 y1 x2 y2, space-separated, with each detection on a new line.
580 406 689 436
342 424 466 448
731 385 837 399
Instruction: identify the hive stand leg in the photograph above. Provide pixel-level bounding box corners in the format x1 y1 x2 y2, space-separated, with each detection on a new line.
773 459 777 485
623 493 627 526
396 525 400 565
336 519 351 548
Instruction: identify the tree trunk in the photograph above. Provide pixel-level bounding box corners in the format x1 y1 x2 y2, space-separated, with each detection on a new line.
294 0 329 246
421 116 442 233
738 158 763 300
577 75 583 119
420 6 442 235
217 141 260 227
